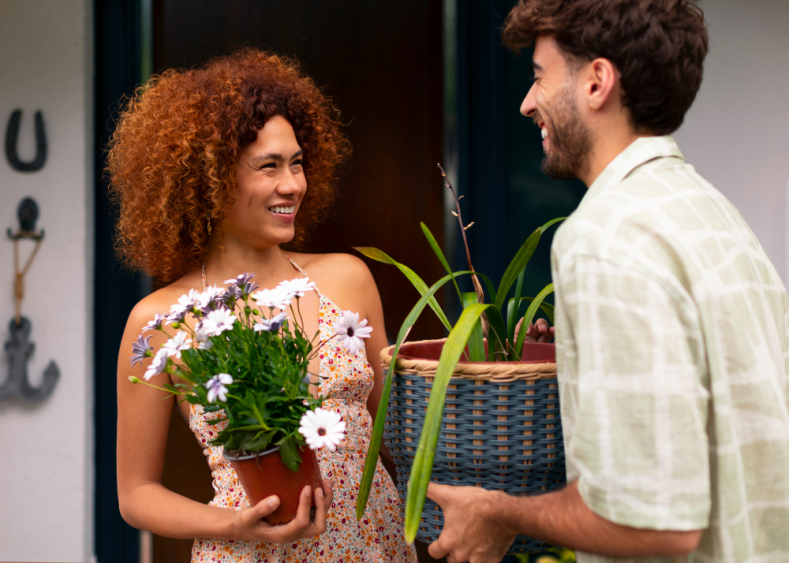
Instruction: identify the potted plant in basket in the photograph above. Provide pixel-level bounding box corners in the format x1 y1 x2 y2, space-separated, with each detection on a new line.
354 165 565 552
128 273 363 525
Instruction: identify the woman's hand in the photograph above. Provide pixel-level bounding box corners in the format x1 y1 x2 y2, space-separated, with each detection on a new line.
231 479 334 543
515 318 555 344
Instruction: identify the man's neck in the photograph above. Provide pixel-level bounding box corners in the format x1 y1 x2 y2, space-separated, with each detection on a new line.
581 128 649 187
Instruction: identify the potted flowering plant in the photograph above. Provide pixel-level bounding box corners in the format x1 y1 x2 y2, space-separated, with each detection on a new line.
129 273 365 525
354 165 565 551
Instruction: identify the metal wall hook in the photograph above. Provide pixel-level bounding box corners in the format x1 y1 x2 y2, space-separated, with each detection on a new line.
2 197 58 402
6 197 44 241
0 317 59 402
5 110 47 172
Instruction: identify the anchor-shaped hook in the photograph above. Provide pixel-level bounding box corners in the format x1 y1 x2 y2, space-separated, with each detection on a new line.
2 197 59 402
5 110 47 172
0 317 60 401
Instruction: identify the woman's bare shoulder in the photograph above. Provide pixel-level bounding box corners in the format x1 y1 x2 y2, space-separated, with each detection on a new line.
286 252 377 307
288 252 372 284
125 271 201 332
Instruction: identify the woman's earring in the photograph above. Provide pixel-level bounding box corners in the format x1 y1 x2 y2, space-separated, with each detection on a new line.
207 212 212 236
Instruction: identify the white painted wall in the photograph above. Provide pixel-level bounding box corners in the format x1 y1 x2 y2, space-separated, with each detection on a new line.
675 0 789 282
0 1 94 561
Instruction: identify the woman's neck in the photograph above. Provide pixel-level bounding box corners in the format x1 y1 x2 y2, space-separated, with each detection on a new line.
202 240 297 290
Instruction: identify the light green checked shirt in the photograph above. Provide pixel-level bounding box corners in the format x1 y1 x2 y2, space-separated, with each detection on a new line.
550 136 789 562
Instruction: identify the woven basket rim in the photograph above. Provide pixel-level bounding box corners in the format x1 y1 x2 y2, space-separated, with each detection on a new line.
381 339 557 380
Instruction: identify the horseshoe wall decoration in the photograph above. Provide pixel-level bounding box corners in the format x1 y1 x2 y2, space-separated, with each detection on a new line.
5 110 47 172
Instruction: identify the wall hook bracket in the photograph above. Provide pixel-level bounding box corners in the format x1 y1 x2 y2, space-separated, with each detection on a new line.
2 197 59 402
5 110 47 172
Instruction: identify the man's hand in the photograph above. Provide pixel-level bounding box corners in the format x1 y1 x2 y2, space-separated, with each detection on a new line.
426 483 516 563
516 317 554 343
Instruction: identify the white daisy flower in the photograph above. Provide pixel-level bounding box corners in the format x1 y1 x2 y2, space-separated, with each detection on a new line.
166 303 188 324
194 322 213 350
334 311 373 355
198 285 226 311
161 330 193 359
253 312 287 332
142 313 166 332
206 373 233 403
203 308 237 337
278 277 316 298
298 408 346 451
251 287 294 310
177 288 200 313
143 348 170 380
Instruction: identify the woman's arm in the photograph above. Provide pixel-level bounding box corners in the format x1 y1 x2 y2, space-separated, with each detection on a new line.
116 295 333 542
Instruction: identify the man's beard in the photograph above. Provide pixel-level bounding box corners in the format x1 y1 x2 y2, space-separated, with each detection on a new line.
538 85 591 180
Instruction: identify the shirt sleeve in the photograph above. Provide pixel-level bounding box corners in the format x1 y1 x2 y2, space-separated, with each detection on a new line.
557 254 711 531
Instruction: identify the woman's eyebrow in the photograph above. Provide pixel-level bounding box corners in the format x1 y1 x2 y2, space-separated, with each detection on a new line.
249 150 303 166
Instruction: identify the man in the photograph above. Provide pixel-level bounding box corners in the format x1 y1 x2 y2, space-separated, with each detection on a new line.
426 1 789 562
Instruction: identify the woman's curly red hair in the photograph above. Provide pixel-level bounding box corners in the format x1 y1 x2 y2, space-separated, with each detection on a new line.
107 49 350 284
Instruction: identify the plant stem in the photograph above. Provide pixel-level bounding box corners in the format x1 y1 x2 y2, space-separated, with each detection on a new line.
438 163 487 310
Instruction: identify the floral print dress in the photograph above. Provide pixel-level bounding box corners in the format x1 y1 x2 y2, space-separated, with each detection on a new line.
189 262 416 563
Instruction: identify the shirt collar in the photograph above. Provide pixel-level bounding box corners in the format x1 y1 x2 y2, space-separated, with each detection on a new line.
583 135 684 203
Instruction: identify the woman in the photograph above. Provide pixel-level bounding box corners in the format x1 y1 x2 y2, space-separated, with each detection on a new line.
109 49 417 562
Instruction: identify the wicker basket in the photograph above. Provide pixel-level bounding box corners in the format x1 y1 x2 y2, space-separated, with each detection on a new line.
381 339 565 553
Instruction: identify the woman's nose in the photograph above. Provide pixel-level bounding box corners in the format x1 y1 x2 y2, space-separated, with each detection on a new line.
277 169 303 194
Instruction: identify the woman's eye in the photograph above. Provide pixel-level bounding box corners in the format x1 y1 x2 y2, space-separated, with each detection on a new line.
258 163 276 170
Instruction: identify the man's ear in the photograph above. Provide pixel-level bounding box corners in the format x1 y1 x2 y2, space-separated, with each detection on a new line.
585 58 618 111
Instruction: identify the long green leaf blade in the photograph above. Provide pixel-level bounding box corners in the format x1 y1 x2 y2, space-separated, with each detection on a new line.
354 247 452 331
420 222 463 304
508 270 526 346
514 283 554 355
495 217 564 314
461 292 485 361
355 270 478 519
519 297 555 325
404 304 492 543
495 228 541 312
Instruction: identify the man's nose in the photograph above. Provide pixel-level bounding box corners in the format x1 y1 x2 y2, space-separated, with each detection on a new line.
520 83 537 117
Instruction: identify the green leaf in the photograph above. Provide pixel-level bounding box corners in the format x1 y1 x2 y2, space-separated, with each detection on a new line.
420 222 463 304
404 303 492 543
519 297 555 325
277 435 302 473
354 247 452 331
461 292 485 361
514 283 555 356
507 270 526 346
483 306 509 361
495 217 564 315
495 228 541 313
355 269 477 520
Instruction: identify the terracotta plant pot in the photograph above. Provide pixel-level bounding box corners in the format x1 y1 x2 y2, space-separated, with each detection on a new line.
224 446 323 525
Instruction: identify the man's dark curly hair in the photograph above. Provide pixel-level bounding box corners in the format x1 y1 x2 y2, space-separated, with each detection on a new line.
503 0 708 135
107 49 351 285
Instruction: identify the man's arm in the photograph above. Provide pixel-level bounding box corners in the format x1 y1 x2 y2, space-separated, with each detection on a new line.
427 481 702 563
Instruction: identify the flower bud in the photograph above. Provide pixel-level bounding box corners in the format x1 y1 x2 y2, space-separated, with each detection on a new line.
172 321 181 329
128 376 140 384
